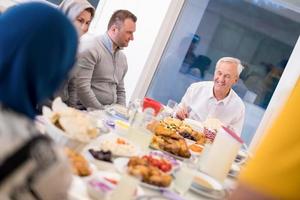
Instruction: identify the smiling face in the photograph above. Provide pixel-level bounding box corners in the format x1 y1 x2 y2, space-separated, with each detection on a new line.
74 9 92 36
110 18 136 48
213 61 238 96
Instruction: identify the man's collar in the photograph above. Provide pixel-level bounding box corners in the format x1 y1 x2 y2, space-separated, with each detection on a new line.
101 33 123 54
220 89 233 105
211 84 232 105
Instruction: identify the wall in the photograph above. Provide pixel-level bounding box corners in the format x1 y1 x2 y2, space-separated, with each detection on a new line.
88 0 172 104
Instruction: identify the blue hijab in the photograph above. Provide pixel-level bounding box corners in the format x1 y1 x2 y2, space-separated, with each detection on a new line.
0 3 78 119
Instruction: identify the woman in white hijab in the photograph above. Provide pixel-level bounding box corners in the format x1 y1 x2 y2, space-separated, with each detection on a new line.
59 0 95 37
52 0 95 104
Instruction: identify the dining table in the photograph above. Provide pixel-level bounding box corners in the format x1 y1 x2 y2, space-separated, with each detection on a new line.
36 104 239 200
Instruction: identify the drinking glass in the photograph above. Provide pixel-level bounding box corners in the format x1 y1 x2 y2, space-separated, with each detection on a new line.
173 161 197 195
164 99 178 117
167 99 178 110
110 174 139 200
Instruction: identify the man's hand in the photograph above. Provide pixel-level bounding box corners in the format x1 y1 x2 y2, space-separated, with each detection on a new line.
176 105 189 120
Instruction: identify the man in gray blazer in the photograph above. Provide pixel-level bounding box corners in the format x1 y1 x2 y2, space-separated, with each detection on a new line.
71 10 137 109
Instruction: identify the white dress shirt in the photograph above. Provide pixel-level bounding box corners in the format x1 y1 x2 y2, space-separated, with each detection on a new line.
180 81 245 135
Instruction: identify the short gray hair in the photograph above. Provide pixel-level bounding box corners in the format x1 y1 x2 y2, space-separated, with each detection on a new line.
216 57 244 77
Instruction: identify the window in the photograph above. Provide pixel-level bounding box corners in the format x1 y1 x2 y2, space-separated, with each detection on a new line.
46 0 100 8
147 0 300 145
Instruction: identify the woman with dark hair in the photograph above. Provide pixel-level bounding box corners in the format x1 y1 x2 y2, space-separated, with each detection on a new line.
59 0 95 37
56 0 95 104
0 2 77 199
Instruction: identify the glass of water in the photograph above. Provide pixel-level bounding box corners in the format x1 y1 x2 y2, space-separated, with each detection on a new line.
173 161 197 195
164 99 178 116
167 99 178 110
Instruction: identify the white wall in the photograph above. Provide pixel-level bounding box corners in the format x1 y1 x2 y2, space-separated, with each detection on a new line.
88 0 172 104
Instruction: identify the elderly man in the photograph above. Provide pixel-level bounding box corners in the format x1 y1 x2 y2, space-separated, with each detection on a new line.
70 9 137 109
176 57 245 135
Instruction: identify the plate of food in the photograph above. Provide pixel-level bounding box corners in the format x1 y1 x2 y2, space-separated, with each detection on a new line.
64 147 92 177
90 135 140 157
86 149 116 171
190 171 227 199
114 156 173 189
150 134 191 160
149 119 208 159
105 104 130 121
114 152 179 174
42 98 99 151
153 147 191 162
178 123 206 145
148 151 180 172
150 117 206 145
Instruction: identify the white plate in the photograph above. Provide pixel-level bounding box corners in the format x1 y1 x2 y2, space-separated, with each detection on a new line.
149 145 191 161
190 185 227 199
89 134 140 157
140 182 171 190
190 171 226 199
192 171 223 191
114 155 177 175
114 157 172 190
105 105 129 120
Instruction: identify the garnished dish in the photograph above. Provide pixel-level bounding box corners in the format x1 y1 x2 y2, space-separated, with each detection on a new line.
98 137 139 157
140 155 172 173
127 156 172 187
156 117 206 144
151 135 191 159
149 121 191 159
64 148 91 177
148 117 209 159
148 151 180 170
